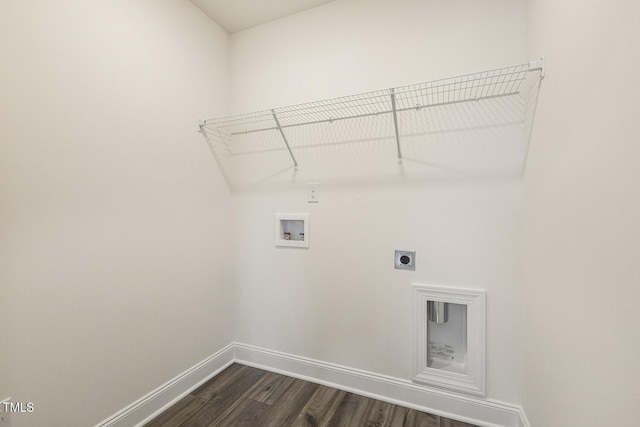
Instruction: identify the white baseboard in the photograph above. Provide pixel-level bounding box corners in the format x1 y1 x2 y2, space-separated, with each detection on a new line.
95 342 529 427
94 343 234 427
234 343 525 427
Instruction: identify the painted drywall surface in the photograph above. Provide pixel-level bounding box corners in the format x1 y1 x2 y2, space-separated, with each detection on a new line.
233 180 523 395
229 0 527 403
230 0 527 112
523 0 640 425
0 1 231 426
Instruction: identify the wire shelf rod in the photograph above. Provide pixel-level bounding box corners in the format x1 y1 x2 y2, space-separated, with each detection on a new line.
208 95 391 132
202 60 538 124
278 99 389 121
199 60 543 170
271 109 298 168
390 88 403 162
277 94 390 118
205 73 527 133
225 90 521 137
199 124 233 188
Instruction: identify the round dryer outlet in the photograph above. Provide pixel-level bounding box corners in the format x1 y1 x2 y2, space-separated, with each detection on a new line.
395 250 415 270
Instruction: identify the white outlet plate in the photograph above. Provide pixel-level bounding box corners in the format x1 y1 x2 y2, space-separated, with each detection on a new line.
307 182 319 203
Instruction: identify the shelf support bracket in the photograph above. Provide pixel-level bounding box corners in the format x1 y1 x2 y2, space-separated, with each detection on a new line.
272 109 298 168
528 58 545 80
390 88 403 164
198 120 234 190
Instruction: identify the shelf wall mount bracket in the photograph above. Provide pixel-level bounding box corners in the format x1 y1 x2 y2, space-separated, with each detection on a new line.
272 109 299 169
529 58 545 80
390 88 403 164
197 119 234 190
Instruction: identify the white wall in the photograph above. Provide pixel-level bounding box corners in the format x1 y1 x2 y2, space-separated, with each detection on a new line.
523 0 640 425
230 0 527 112
229 0 528 404
0 1 232 426
11 1 636 424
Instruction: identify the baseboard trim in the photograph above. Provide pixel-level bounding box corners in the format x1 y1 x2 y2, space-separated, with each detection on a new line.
94 343 234 427
234 343 523 427
95 342 530 427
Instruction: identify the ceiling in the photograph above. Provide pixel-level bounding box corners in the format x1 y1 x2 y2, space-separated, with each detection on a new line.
191 0 336 34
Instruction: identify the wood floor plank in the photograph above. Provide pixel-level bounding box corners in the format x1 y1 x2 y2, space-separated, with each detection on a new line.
440 418 479 427
191 363 252 401
143 394 205 427
247 371 296 405
146 364 480 427
177 366 267 427
256 378 320 427
325 392 371 427
362 399 401 427
403 408 440 427
212 396 270 427
387 405 410 427
290 385 347 427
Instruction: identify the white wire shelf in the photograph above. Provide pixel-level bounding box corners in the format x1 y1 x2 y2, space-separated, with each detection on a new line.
199 60 544 185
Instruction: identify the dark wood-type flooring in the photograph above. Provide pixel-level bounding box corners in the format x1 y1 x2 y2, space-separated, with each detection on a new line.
144 363 479 427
